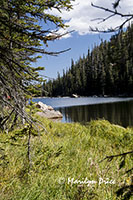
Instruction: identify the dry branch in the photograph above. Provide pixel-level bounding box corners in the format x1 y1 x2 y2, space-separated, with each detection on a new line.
91 2 133 32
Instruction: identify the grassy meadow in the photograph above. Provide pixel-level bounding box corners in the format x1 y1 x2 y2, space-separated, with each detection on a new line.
0 109 133 200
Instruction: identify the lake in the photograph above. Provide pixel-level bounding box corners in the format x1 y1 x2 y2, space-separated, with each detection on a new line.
33 97 133 127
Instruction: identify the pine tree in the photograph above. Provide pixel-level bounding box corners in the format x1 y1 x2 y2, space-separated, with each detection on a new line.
0 0 73 129
45 24 133 97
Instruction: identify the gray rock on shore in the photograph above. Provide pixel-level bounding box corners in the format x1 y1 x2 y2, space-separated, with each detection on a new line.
36 101 63 119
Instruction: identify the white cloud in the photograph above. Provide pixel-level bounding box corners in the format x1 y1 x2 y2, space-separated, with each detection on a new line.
47 0 133 38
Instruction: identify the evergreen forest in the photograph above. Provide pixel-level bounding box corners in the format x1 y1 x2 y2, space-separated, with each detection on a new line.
44 24 133 97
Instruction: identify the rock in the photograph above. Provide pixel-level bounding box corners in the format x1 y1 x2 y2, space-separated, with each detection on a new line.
72 94 79 98
36 101 53 111
36 110 63 119
36 102 63 119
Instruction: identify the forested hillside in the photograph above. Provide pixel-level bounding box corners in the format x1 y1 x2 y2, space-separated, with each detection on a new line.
44 24 133 97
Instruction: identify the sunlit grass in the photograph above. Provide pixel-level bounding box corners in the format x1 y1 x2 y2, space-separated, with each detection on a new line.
0 115 132 200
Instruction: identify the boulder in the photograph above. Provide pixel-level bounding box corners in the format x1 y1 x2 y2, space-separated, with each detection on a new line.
36 101 63 119
36 101 54 111
71 94 79 98
36 110 63 119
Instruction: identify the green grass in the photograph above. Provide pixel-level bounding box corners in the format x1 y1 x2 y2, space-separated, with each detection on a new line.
0 115 133 200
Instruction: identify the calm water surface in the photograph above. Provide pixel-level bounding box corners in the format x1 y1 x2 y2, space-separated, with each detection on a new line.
33 97 133 127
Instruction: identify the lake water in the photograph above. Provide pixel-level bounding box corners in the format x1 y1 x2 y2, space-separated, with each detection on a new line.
33 97 133 127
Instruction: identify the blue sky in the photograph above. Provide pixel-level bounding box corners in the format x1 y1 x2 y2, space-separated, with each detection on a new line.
33 0 133 79
36 32 113 79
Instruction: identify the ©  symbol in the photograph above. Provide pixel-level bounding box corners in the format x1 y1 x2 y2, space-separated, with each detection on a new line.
58 177 65 184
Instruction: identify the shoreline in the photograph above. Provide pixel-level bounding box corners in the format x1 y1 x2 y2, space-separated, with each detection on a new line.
32 95 133 99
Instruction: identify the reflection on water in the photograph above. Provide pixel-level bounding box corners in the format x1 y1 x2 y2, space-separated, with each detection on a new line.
33 97 133 127
58 101 133 127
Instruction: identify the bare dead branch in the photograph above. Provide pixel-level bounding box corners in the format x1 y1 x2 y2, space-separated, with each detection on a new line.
89 27 117 33
113 0 121 9
90 2 133 32
91 3 133 18
99 150 133 163
97 14 116 24
27 125 32 171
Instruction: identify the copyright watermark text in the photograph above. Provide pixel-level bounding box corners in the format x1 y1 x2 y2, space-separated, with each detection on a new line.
58 177 115 187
